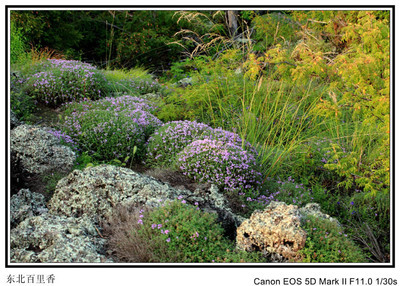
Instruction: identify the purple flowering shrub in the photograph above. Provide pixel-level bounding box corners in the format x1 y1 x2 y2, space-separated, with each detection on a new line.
146 120 213 167
63 109 145 161
146 120 258 168
201 127 258 157
62 96 162 161
22 59 109 106
104 199 265 262
176 139 262 196
63 95 157 115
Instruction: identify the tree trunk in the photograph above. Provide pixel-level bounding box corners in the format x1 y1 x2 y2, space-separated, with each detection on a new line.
226 10 239 39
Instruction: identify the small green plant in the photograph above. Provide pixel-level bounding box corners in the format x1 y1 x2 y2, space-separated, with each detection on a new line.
74 151 101 170
104 199 266 263
42 171 66 199
298 215 368 263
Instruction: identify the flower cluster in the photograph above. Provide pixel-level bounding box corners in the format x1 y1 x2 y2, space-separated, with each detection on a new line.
202 127 258 157
47 129 79 151
23 59 109 106
146 120 258 168
62 95 162 161
176 139 262 194
146 120 213 167
63 95 158 115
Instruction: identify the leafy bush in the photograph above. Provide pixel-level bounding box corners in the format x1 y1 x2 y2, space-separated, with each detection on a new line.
299 215 368 263
252 12 299 52
104 199 266 263
10 20 28 65
314 190 390 263
63 109 145 162
252 10 390 196
62 96 162 162
176 139 262 196
22 59 109 106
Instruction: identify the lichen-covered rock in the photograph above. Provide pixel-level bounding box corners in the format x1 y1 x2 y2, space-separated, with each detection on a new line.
10 189 48 228
299 203 340 226
48 164 244 236
48 164 188 223
142 93 162 100
191 184 245 238
10 110 20 129
10 213 112 263
11 125 75 175
236 201 307 260
177 77 192 87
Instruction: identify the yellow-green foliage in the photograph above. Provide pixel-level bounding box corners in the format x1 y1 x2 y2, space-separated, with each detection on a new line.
252 10 390 196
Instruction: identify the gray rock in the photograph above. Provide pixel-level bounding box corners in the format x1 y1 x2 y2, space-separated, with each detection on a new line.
236 201 307 260
10 213 112 263
48 164 187 223
10 189 48 228
190 184 245 237
48 165 243 235
177 77 192 87
11 125 76 176
10 111 20 129
142 93 162 100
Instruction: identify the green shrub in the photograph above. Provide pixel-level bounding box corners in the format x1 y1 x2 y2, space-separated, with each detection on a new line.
104 199 266 263
262 176 315 207
10 20 28 65
62 108 160 162
299 215 368 263
252 12 299 51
